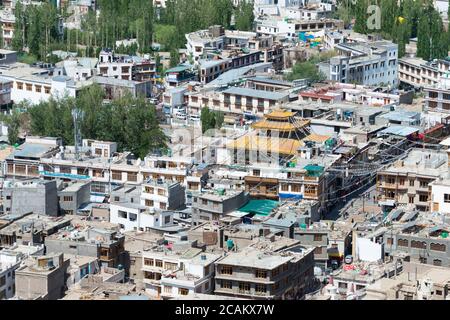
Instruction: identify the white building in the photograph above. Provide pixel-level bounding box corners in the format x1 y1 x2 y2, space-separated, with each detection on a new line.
329 41 398 87
430 177 450 214
141 181 185 211
142 247 221 298
109 202 174 232
160 252 221 299
0 244 44 300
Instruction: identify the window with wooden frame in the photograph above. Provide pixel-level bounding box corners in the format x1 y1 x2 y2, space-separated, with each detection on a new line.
221 265 233 275
255 269 267 278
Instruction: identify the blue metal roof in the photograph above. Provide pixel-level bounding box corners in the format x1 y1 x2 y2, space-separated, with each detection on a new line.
378 126 419 137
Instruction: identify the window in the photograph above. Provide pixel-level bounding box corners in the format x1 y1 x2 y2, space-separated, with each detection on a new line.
0 275 5 286
433 259 442 266
155 260 163 267
178 288 189 296
160 202 167 210
387 238 393 245
419 194 428 202
35 85 41 93
436 290 443 296
397 239 408 247
145 199 154 207
221 265 233 275
63 196 73 202
158 189 166 196
129 213 137 222
144 258 154 266
16 82 23 90
291 184 301 192
430 243 446 252
26 83 32 91
239 282 250 293
112 171 122 180
409 179 414 187
411 240 427 249
164 286 172 294
338 282 347 289
272 267 279 278
444 194 450 203
409 196 414 204
44 86 51 94
255 284 266 294
145 186 154 194
281 184 289 191
419 180 429 188
221 280 232 289
127 172 138 182
114 196 120 202
255 269 267 278
165 262 178 270
313 234 323 241
118 210 127 219
202 199 208 205
399 178 405 185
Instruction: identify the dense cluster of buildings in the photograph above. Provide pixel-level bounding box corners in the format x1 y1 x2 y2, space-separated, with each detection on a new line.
1 0 450 301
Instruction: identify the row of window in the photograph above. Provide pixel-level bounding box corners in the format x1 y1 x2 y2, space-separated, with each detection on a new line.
393 238 446 252
15 81 51 94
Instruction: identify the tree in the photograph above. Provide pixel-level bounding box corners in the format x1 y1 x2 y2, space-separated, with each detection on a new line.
234 0 254 31
201 107 224 133
286 61 326 82
417 2 447 60
1 109 22 145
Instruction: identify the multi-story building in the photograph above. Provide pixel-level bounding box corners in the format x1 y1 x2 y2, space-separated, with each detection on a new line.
191 189 249 226
0 244 45 300
141 180 185 211
255 16 343 40
57 180 91 215
214 237 315 299
15 253 70 300
1 179 59 217
377 149 449 213
44 227 125 268
383 215 450 267
328 41 398 87
141 247 220 299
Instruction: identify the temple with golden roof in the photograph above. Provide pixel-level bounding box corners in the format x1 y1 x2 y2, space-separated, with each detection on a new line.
251 109 310 139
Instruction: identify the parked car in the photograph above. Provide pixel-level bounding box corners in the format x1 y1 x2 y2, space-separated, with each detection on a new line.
176 112 187 120
190 114 200 122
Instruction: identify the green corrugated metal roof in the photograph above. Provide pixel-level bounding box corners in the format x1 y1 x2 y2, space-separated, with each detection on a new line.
239 200 279 216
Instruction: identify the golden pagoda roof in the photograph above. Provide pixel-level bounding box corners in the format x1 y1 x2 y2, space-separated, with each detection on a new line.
303 133 332 143
226 134 304 155
265 110 296 119
251 118 310 132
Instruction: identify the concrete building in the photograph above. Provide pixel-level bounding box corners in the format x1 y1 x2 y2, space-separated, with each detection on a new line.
214 237 315 299
191 189 249 226
44 227 125 268
141 180 186 211
328 41 398 87
377 149 449 212
1 179 59 217
57 181 91 215
0 244 44 299
15 253 70 300
141 247 219 298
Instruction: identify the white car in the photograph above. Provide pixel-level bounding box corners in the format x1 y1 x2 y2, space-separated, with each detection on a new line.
190 114 200 122
172 105 185 114
176 112 187 120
